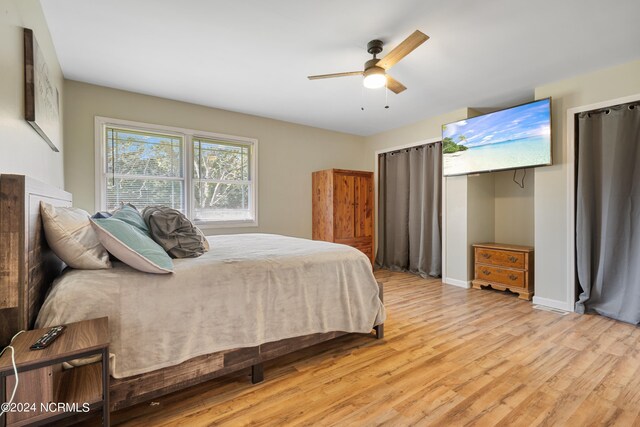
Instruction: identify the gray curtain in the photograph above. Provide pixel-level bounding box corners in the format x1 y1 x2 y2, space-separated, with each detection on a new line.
376 142 442 277
575 102 640 323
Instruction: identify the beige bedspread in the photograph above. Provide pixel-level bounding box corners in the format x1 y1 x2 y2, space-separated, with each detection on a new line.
36 234 385 378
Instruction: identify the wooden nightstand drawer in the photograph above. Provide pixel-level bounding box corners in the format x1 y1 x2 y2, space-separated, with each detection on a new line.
475 248 525 269
475 265 525 288
472 243 534 300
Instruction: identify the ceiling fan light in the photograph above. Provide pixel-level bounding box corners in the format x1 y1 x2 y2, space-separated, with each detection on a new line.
363 67 387 89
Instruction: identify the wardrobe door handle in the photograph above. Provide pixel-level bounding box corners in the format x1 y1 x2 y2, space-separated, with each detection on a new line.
508 274 518 281
508 256 518 263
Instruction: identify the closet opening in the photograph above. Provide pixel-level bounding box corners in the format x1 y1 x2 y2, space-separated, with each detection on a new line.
572 98 640 323
375 140 442 278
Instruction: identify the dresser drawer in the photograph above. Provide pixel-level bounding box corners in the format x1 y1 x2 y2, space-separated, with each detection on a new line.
475 265 525 288
475 248 525 269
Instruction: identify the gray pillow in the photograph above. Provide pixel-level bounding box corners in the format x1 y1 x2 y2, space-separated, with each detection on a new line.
142 206 209 258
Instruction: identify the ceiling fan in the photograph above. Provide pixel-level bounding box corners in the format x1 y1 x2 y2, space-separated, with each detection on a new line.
307 30 429 94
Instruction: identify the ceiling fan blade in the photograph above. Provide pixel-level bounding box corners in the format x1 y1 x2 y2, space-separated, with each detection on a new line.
307 71 363 80
376 30 429 70
386 76 407 94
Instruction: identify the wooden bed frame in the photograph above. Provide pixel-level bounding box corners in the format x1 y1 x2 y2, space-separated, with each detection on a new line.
0 174 384 411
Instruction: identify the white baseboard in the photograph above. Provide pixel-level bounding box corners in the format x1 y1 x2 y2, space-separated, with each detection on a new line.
443 277 471 289
532 296 574 312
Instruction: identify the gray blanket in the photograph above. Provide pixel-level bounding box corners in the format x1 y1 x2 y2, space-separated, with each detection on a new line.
36 234 385 378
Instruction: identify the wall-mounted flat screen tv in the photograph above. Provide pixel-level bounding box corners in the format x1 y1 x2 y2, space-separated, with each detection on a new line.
442 98 552 176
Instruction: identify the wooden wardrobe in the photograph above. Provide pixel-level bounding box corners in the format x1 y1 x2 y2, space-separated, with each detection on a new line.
312 169 374 265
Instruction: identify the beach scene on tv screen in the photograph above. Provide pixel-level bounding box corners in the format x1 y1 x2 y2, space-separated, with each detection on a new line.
442 99 551 176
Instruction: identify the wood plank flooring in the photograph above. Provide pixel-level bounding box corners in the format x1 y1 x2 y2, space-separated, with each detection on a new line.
106 270 640 426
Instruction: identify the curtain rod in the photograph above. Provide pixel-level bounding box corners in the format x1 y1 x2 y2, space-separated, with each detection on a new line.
381 140 441 156
581 101 639 117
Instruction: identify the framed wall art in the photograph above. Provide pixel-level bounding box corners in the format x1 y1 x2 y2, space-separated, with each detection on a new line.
24 27 60 152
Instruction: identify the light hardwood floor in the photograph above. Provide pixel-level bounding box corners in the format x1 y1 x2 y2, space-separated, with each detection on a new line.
108 270 640 426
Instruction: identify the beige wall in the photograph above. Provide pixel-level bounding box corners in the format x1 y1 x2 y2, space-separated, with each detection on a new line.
444 175 468 285
63 80 367 238
0 0 64 186
364 108 469 157
493 169 535 246
534 59 640 306
467 174 496 280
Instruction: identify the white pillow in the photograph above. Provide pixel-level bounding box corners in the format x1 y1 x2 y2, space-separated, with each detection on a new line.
40 202 112 269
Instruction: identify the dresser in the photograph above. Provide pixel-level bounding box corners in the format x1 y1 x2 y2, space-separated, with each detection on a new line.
312 169 374 265
471 243 534 300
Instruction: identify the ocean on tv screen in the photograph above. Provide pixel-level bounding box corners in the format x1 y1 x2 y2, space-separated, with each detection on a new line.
442 99 551 176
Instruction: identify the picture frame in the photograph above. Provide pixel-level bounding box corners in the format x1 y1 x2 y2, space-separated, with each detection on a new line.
24 27 60 152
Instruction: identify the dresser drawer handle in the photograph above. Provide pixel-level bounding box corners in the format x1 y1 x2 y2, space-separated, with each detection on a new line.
508 256 518 263
482 269 491 276
480 253 491 259
508 274 518 281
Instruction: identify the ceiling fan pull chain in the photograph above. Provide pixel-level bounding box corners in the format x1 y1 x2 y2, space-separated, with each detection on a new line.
361 83 365 111
385 79 389 109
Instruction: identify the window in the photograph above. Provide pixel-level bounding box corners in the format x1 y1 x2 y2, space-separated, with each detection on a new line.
96 117 257 227
193 137 252 222
105 128 184 211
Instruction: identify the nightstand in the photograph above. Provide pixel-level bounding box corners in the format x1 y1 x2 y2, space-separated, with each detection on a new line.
0 317 109 426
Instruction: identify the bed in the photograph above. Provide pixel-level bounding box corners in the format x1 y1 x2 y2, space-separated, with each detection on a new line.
0 174 385 411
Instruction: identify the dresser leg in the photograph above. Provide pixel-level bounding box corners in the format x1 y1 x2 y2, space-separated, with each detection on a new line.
518 290 533 301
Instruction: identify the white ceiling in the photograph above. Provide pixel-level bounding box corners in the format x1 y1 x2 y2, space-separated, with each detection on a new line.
40 0 640 136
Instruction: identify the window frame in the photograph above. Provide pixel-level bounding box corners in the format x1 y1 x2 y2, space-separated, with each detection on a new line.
95 116 258 229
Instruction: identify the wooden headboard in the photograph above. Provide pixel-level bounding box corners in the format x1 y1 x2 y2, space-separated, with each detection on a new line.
0 174 72 346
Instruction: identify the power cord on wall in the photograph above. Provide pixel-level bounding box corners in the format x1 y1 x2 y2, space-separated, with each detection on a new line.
0 330 25 419
513 169 526 188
